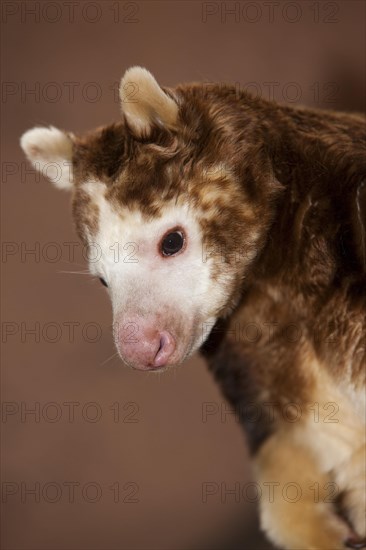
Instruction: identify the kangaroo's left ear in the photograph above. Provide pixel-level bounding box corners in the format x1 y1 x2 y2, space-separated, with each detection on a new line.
119 66 179 138
20 126 74 190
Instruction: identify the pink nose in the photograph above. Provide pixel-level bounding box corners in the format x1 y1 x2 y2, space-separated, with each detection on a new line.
115 320 176 370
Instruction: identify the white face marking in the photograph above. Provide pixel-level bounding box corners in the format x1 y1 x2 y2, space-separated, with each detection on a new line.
83 181 233 369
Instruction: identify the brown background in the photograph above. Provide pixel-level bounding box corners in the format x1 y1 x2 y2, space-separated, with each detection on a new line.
1 1 365 549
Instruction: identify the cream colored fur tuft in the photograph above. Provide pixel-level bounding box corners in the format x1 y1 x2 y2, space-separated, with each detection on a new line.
119 66 179 137
20 126 74 189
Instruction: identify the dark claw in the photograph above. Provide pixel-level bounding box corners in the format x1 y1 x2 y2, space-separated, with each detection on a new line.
345 537 366 549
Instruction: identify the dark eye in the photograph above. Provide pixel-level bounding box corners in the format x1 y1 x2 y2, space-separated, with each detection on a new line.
99 277 108 287
161 230 185 256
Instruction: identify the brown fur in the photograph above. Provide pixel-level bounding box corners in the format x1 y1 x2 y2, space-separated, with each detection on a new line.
23 73 366 549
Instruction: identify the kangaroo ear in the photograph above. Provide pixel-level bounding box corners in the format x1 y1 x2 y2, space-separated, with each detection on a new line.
120 66 179 138
20 126 74 190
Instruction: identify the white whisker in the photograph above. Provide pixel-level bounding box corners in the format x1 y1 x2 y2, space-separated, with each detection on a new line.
57 270 90 275
99 351 119 367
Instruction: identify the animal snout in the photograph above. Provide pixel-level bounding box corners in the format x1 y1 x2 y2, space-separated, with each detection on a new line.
115 318 176 370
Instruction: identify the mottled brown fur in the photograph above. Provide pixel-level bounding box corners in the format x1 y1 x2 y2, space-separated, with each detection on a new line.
23 73 366 549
